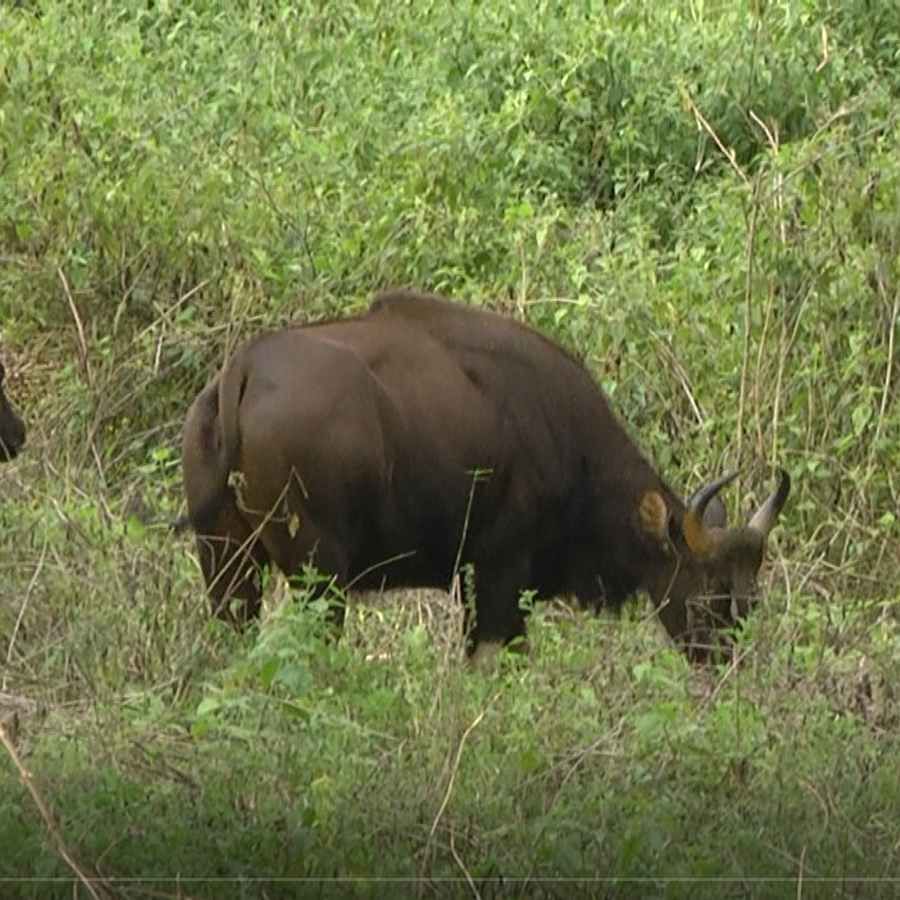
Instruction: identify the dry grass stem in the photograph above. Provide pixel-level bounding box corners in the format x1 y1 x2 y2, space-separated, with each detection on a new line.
0 719 112 900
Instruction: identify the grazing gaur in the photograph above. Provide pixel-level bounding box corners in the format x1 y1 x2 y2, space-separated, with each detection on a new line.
181 290 789 662
0 361 26 462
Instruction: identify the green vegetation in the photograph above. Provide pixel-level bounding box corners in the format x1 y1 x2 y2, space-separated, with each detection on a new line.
1 0 898 896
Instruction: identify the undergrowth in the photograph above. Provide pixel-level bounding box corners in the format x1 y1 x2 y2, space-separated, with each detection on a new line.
1 0 898 896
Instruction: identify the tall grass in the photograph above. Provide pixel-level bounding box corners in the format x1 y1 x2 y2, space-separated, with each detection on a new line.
1 0 898 895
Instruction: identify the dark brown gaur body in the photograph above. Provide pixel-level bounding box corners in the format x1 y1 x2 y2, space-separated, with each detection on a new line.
0 361 26 462
181 291 789 661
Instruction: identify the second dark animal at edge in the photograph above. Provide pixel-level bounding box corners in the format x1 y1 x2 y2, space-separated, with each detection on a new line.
181 290 790 662
0 360 26 463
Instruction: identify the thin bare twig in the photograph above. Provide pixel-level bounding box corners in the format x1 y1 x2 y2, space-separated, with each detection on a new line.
6 534 49 665
749 109 779 156
418 693 500 894
0 720 111 900
57 266 93 391
781 104 898 197
451 468 490 584
449 826 481 900
816 25 830 72
796 844 807 899
736 175 763 472
700 646 751 710
748 108 785 461
546 715 628 811
870 273 898 460
683 90 750 186
651 333 705 427
345 550 418 592
428 698 495 845
57 266 110 483
133 278 211 348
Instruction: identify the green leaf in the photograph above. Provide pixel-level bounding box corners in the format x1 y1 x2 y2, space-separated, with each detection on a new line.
852 402 872 436
196 697 223 718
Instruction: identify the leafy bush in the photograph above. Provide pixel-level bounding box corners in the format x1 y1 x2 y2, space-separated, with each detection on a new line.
1 0 898 893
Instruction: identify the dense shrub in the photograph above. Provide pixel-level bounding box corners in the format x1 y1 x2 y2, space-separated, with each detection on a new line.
1 0 898 893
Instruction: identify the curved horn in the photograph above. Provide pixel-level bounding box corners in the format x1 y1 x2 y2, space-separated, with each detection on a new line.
690 470 739 518
683 470 739 557
747 468 791 538
686 486 728 529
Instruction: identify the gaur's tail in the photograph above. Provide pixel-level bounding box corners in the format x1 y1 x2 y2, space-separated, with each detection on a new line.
218 350 247 492
180 350 249 533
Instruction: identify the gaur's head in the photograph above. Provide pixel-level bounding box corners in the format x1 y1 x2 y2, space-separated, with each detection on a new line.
640 469 791 661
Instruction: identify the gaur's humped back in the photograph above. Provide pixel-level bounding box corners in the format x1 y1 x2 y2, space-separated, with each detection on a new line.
181 290 790 661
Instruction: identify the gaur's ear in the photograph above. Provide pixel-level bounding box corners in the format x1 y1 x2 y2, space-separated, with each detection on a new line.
687 483 728 529
638 491 670 546
706 496 727 529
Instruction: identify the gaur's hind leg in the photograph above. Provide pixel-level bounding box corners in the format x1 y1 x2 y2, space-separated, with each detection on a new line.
463 554 532 659
195 503 270 627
